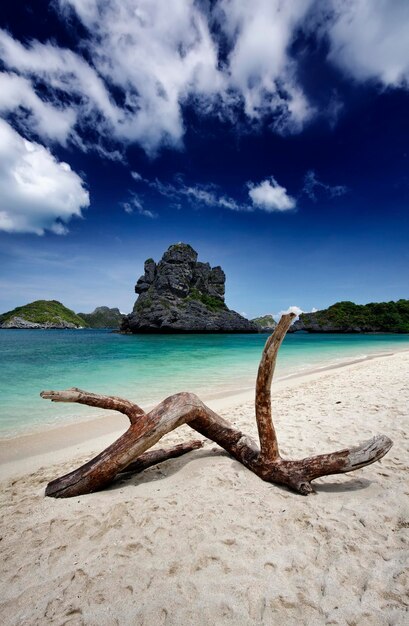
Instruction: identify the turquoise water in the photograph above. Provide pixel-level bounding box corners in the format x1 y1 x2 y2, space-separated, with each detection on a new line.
1 329 409 436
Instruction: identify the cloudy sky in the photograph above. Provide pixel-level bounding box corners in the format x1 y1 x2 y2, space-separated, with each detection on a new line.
0 0 408 316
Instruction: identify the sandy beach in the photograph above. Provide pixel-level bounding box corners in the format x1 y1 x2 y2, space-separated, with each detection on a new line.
1 351 408 625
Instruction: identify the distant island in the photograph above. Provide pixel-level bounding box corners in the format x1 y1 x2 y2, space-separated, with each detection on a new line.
121 243 258 333
77 306 123 329
0 301 123 329
0 300 87 329
251 315 277 332
1 264 408 334
290 300 409 333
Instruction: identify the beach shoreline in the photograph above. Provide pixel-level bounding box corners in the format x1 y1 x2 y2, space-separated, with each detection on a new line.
1 350 408 625
2 329 409 443
1 347 408 476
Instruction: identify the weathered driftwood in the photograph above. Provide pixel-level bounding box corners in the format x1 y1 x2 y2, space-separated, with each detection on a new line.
42 314 393 498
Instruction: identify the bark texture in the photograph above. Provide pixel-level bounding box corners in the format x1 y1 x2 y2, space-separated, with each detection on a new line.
42 314 393 498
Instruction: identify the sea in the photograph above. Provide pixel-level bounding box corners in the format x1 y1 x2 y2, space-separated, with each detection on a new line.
1 329 409 437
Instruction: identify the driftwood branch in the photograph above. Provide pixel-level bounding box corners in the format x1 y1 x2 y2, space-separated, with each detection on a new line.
42 314 393 498
41 387 145 424
255 313 295 461
120 440 204 474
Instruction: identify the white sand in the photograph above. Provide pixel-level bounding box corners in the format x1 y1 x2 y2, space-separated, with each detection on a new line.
1 352 408 625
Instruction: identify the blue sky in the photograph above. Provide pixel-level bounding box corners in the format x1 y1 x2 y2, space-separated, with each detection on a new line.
0 0 408 317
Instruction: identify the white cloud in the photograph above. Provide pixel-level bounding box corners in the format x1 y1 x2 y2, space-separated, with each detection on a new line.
0 119 89 235
0 29 117 118
0 0 316 157
275 305 304 321
146 176 247 211
216 0 315 132
302 170 347 201
218 196 241 211
323 0 409 88
57 0 224 154
122 203 133 215
50 222 69 235
1 0 407 161
136 173 298 214
0 33 131 162
184 186 217 206
131 171 142 181
121 192 156 219
248 177 296 212
0 72 76 144
273 305 319 321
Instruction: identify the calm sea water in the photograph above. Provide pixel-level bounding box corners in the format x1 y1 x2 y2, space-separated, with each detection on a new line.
1 329 409 436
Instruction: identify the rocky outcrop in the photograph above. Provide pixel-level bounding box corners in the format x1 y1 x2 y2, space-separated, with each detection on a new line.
78 306 123 329
251 315 277 333
121 243 258 333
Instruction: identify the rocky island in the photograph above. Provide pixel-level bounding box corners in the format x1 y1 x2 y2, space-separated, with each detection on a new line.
290 300 409 333
121 243 258 333
0 300 86 329
251 314 277 332
77 306 123 329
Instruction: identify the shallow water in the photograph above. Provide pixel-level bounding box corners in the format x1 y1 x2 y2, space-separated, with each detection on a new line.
1 329 409 436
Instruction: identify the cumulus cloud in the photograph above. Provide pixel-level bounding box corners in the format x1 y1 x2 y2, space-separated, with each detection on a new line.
248 177 296 212
302 170 347 201
273 305 318 321
274 305 304 321
0 119 89 235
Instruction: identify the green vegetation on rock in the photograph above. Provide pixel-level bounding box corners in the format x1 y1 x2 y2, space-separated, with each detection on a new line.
296 300 409 333
251 315 277 329
134 295 153 311
77 306 123 329
0 300 87 328
186 288 227 312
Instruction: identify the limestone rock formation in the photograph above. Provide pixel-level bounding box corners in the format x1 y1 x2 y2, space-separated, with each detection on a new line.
121 243 258 333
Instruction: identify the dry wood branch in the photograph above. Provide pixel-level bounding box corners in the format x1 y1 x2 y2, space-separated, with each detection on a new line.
121 440 204 474
255 313 295 461
254 435 393 495
45 393 204 497
40 387 144 424
42 316 393 498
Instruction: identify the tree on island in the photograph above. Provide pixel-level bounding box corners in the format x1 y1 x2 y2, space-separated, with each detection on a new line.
41 314 392 498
